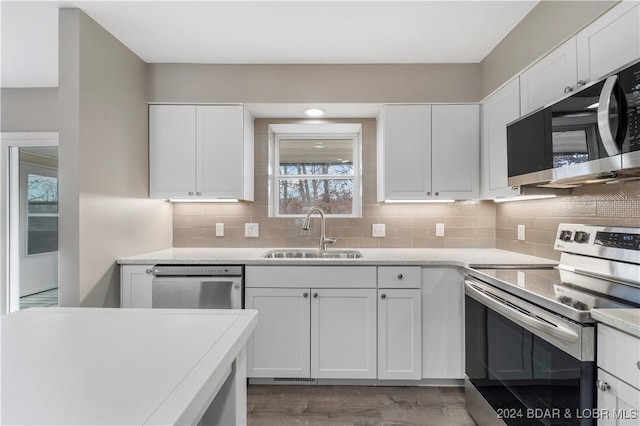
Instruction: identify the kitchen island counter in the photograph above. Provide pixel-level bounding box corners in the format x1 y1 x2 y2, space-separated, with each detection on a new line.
117 247 556 268
1 307 257 425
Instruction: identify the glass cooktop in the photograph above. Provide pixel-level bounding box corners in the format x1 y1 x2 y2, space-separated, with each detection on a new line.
467 267 637 323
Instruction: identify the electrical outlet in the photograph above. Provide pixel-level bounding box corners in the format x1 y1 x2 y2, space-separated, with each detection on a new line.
436 223 445 237
215 223 224 237
372 224 386 238
517 224 526 241
245 223 259 238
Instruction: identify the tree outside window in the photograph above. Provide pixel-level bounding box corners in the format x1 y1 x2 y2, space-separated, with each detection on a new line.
273 135 361 217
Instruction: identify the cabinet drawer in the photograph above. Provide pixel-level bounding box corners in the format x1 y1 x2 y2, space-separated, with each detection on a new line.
378 266 421 288
245 266 376 288
597 324 640 390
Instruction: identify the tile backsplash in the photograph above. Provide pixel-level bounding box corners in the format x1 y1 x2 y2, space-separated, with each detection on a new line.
172 117 640 258
496 180 640 260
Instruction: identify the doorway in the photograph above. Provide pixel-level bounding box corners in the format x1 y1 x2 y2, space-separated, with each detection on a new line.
1 133 59 314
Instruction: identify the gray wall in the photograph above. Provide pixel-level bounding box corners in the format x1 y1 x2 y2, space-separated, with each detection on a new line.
480 0 615 98
147 63 481 103
1 88 58 131
58 9 172 308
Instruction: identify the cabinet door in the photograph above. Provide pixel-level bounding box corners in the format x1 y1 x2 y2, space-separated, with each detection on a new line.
378 289 422 380
311 288 377 379
197 106 245 199
481 78 521 199
520 38 578 115
245 288 311 378
149 105 197 199
597 369 640 426
431 104 480 200
421 267 464 379
120 265 153 308
377 105 432 201
578 1 640 83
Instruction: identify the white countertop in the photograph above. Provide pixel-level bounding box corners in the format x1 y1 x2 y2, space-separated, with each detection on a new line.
1 307 257 425
591 309 640 338
117 247 557 267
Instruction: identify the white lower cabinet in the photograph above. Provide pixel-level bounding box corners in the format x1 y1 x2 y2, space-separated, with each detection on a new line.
245 287 376 379
120 264 153 308
377 288 422 380
597 369 640 426
311 288 377 379
596 324 640 425
421 267 464 379
244 266 378 380
244 287 311 378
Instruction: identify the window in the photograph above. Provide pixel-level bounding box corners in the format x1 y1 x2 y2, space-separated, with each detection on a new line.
26 173 58 255
270 124 362 217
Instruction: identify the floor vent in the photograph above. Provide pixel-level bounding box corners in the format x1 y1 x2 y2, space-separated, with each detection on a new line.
272 377 317 384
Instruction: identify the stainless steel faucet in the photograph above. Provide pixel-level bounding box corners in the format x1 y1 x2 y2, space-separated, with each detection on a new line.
302 207 336 251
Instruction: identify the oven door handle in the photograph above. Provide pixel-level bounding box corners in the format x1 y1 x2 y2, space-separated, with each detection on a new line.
465 280 580 344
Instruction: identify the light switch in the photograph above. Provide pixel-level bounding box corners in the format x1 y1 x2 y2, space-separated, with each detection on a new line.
216 223 224 237
436 223 445 237
517 224 526 241
245 223 259 238
372 224 386 237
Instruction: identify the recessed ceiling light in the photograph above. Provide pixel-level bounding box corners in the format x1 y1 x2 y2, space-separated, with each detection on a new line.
304 108 326 117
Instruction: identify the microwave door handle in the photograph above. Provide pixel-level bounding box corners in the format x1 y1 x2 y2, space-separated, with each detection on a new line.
597 75 621 156
464 280 579 344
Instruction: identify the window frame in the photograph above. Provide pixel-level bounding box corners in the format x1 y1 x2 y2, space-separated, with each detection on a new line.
270 128 362 218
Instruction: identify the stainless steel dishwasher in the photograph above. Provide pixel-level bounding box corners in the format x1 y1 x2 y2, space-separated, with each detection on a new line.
151 265 243 309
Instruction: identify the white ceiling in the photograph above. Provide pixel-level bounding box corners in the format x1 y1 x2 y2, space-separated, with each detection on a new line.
1 0 539 89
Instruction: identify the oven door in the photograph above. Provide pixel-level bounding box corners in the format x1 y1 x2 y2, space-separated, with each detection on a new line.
465 278 595 426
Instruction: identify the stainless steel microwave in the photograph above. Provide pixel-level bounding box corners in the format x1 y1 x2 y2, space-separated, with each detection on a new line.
507 59 640 188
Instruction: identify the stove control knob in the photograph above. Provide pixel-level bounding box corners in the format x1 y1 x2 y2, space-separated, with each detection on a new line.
559 230 572 241
574 231 590 243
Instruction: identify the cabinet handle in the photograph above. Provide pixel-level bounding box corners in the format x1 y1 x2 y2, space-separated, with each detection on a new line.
381 293 386 299
313 292 318 298
188 191 194 196
196 192 202 196
233 284 240 290
576 80 587 87
434 192 439 196
564 86 574 94
397 273 403 279
596 380 610 392
303 292 309 298
145 269 153 275
637 361 640 370
426 192 431 196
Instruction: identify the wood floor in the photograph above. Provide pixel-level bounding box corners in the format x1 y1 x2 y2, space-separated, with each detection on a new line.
247 385 476 426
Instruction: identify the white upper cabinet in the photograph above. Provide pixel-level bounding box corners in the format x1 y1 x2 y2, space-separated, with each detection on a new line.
377 104 432 201
519 38 578 115
519 2 640 116
149 105 197 198
480 78 521 199
149 104 254 200
431 104 480 200
577 0 640 83
377 104 479 201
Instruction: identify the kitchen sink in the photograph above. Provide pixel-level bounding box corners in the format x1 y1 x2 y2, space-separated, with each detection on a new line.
263 249 363 259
